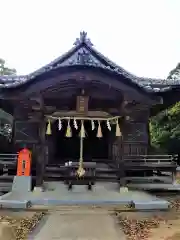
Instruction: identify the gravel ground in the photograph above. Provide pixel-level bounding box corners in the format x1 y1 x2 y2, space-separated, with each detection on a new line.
115 192 180 240
0 210 45 240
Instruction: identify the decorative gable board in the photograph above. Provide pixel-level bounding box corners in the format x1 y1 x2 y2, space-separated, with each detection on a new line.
59 47 106 68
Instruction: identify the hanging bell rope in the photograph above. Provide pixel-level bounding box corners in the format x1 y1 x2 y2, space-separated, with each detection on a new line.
77 120 85 177
116 119 122 137
97 121 103 138
80 120 85 138
65 119 72 137
77 154 85 177
46 119 52 135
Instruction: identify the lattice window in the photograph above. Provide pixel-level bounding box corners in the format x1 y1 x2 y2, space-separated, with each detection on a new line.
124 143 147 155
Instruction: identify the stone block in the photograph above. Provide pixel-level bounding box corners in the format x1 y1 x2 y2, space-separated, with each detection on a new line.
134 200 169 210
0 199 31 209
12 176 32 192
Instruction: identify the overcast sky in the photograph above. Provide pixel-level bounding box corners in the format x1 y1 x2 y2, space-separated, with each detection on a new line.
0 0 180 79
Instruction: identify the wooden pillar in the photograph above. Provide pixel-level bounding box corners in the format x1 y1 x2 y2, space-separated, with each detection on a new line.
35 148 44 186
32 96 46 188
119 118 126 187
108 131 113 160
35 117 46 187
46 136 55 164
111 118 126 187
119 137 126 187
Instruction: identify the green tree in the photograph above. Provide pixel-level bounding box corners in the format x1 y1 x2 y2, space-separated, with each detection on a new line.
167 62 180 82
0 58 16 141
150 63 180 154
0 58 16 76
150 102 180 153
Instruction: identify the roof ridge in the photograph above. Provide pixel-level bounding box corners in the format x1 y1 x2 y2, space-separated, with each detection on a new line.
87 44 166 83
0 31 178 92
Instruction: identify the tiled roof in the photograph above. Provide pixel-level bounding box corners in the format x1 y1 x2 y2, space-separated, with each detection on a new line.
0 31 179 92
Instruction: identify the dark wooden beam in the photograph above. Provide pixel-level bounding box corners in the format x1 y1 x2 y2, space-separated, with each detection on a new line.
5 68 157 104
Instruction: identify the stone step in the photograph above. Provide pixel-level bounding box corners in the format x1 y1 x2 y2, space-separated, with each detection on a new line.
133 200 169 210
0 199 31 209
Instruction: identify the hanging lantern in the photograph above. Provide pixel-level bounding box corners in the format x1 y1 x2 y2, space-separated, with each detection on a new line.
97 121 103 138
46 119 52 135
58 118 62 130
115 119 122 137
65 119 72 137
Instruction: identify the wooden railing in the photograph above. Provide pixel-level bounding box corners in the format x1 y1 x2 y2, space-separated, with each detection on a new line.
124 155 177 164
0 154 17 167
0 154 17 160
123 155 178 172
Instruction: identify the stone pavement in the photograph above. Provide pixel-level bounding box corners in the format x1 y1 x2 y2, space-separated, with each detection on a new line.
29 208 126 240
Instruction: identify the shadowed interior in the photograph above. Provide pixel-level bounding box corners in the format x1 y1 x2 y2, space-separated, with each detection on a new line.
51 119 109 163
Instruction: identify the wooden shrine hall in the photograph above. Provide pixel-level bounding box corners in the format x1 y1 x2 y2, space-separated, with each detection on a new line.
0 31 178 190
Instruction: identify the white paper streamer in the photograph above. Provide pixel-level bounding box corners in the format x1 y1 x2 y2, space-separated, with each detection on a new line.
58 118 62 130
91 120 95 130
107 120 111 131
73 118 78 130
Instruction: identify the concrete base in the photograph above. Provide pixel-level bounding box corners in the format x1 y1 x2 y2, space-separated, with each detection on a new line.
0 182 170 210
12 176 32 192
